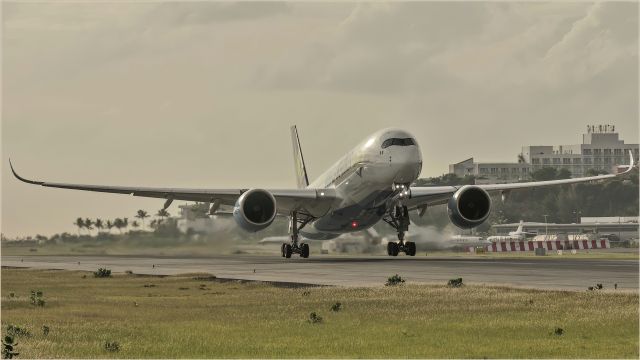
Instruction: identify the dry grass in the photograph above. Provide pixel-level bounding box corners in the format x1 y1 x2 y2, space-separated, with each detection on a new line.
1 268 638 358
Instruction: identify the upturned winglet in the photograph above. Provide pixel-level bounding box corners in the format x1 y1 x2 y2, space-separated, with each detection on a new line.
9 159 44 185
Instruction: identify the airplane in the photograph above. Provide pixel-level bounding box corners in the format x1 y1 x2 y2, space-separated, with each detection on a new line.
486 220 536 242
10 126 636 259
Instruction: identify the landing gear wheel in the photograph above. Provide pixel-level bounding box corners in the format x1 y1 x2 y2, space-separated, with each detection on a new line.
300 243 310 258
281 243 286 257
387 242 399 256
284 244 293 258
406 241 416 256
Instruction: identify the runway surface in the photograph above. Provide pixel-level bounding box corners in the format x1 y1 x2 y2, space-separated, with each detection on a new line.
2 254 638 291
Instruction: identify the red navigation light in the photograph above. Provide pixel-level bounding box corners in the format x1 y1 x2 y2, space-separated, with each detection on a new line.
351 221 359 228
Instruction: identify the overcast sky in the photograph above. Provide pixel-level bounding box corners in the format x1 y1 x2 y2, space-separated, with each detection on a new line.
2 1 638 237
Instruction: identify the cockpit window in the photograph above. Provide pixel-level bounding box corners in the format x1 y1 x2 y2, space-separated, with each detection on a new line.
381 138 416 149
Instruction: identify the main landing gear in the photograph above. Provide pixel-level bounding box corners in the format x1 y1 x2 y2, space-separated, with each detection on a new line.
281 211 311 259
384 205 416 257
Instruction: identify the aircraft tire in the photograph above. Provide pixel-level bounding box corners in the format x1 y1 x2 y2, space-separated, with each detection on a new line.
388 242 399 256
281 244 286 257
406 241 416 256
284 244 293 258
301 243 310 258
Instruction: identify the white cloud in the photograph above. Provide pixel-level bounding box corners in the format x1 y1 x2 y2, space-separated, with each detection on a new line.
258 2 637 94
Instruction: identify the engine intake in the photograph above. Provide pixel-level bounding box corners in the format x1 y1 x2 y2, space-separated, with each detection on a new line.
233 189 277 232
447 185 491 229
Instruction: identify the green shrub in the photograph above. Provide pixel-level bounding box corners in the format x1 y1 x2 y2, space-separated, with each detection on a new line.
386 274 405 286
447 278 464 287
330 302 342 312
2 335 19 359
308 312 323 324
554 327 564 336
104 341 120 352
29 290 45 307
6 325 30 338
41 326 50 336
93 268 111 278
8 292 15 298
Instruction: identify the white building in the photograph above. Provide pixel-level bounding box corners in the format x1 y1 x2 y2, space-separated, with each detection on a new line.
522 125 639 177
449 158 531 183
449 125 638 180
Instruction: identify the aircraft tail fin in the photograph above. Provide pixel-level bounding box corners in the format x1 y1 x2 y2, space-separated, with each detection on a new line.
291 125 310 189
516 220 524 233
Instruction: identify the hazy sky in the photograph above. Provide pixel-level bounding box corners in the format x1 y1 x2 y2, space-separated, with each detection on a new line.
2 2 638 237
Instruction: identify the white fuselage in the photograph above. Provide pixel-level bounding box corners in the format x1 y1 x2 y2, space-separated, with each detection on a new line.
301 129 422 240
486 223 531 242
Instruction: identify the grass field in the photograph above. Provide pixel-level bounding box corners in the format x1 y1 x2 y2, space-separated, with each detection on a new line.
1 268 638 358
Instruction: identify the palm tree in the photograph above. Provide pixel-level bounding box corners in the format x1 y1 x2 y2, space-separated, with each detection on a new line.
84 218 94 236
131 220 140 230
74 217 85 235
113 218 124 234
135 210 149 229
156 209 170 223
123 218 129 233
106 220 114 234
95 219 104 233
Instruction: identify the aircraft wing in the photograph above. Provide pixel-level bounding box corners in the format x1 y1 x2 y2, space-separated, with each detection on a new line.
9 160 337 217
406 151 636 210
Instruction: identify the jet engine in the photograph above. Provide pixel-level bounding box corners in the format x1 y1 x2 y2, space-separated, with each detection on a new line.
233 189 277 232
447 185 491 229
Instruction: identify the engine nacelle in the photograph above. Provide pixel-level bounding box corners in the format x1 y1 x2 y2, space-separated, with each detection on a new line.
447 185 491 229
233 189 277 232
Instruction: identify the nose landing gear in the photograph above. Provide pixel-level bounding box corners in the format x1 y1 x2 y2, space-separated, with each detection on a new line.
384 205 416 256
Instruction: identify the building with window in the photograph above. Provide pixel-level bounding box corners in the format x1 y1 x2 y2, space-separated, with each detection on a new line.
522 125 638 177
449 158 530 183
449 125 638 181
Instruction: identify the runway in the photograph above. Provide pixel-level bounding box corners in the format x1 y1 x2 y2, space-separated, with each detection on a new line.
2 254 638 291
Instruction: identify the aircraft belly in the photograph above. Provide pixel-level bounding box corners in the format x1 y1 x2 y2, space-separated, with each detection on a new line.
304 190 390 235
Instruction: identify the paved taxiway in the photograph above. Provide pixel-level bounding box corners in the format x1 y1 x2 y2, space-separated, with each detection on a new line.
2 255 638 291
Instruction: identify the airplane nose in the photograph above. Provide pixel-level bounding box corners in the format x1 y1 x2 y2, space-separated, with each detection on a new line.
392 147 422 183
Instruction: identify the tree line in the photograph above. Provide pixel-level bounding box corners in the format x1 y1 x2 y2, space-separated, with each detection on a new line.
73 209 171 235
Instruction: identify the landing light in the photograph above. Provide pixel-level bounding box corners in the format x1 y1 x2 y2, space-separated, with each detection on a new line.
351 221 359 228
